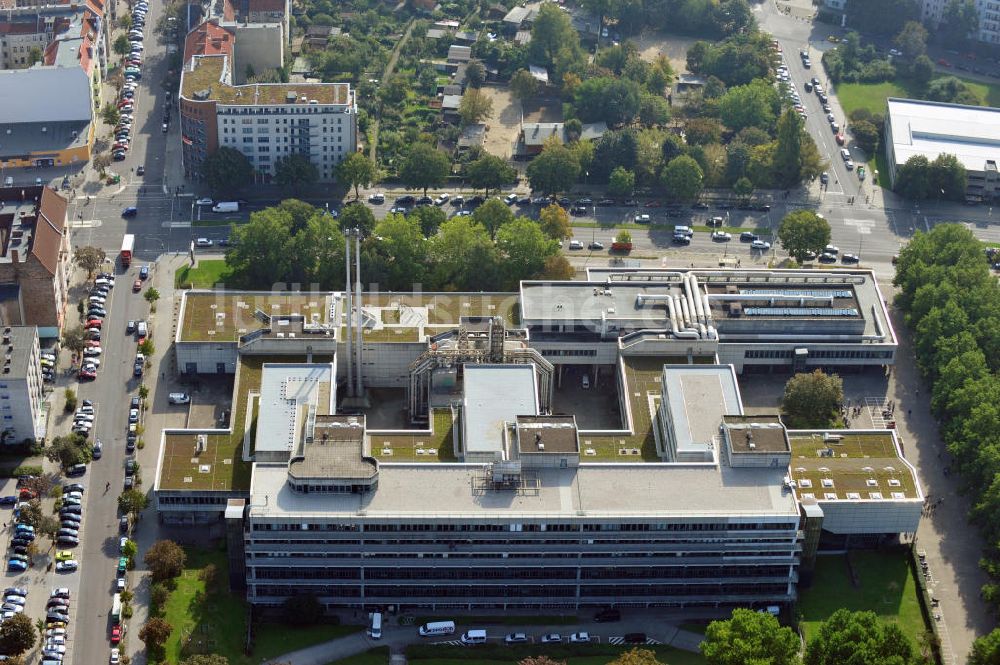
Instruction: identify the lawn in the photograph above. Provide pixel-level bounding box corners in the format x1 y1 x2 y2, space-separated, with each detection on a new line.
835 74 1000 118
329 645 706 665
160 547 362 665
798 549 927 645
174 259 232 289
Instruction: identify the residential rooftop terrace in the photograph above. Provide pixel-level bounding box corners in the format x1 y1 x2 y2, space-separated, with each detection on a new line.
181 54 351 106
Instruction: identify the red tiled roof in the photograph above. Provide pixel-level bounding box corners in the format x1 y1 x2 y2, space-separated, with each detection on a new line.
42 41 59 66
33 188 68 277
78 34 93 75
0 23 39 35
183 21 233 63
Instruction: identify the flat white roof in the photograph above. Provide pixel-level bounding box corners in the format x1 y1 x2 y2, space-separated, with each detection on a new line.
249 463 800 519
662 365 743 457
463 364 538 456
255 363 334 454
887 97 1000 173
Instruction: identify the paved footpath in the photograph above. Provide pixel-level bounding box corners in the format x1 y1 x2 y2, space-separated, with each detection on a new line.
264 617 707 665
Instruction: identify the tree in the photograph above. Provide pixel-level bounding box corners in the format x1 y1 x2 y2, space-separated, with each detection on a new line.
472 198 515 240
851 120 879 156
139 617 173 649
940 0 979 46
339 202 377 237
27 46 41 66
518 657 567 665
370 214 430 290
805 609 914 665
118 489 149 519
399 143 450 196
910 54 935 87
539 204 571 240
282 594 324 625
274 153 319 194
895 154 932 199
638 93 670 127
138 338 155 357
465 60 486 87
969 628 1000 665
772 110 803 187
701 609 798 665
718 80 779 132
145 540 186 581
459 88 494 125
529 3 581 71
113 34 130 58
496 218 558 288
526 142 581 195
0 614 35 656
429 217 500 291
45 435 89 469
144 287 160 306
660 155 703 201
101 102 120 127
778 210 831 262
510 69 539 100
781 369 844 429
930 153 967 201
733 176 754 198
74 246 106 277
408 205 446 237
607 648 664 665
203 147 253 197
225 207 294 288
542 255 574 279
608 167 636 198
574 77 642 126
180 656 230 665
894 21 928 59
336 152 377 199
36 516 59 541
466 154 515 196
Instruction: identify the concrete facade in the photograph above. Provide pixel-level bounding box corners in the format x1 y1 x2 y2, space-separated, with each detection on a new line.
0 326 43 444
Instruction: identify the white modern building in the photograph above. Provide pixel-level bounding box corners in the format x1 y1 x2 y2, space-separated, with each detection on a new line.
884 97 1000 199
155 268 920 615
0 326 44 445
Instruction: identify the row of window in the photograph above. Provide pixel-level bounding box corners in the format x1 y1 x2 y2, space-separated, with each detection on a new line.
540 349 598 357
247 582 790 598
249 564 790 580
252 521 796 533
246 550 797 560
159 495 228 505
219 105 350 115
251 536 794 547
744 349 892 359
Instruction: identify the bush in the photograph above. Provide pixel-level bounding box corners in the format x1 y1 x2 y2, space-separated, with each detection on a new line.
63 389 76 413
150 583 169 611
8 466 41 478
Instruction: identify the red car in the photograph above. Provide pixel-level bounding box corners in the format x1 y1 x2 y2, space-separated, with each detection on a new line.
84 319 102 329
835 132 846 145
78 369 97 381
111 625 122 644
132 279 142 293
938 58 952 67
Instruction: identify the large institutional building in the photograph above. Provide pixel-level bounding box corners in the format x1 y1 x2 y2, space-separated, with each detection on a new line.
155 268 921 613
884 97 1000 200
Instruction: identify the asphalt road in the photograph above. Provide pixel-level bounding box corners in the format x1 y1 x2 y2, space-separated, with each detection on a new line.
71 263 149 665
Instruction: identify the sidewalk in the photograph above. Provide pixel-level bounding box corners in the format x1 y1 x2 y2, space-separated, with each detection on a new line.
264 618 708 665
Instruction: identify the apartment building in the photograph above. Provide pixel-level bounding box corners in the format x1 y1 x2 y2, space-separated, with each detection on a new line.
0 186 71 336
180 28 356 182
0 326 44 445
0 0 107 75
920 0 1000 43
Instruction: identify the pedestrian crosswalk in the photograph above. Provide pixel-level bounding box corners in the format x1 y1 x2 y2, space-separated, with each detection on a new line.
608 636 661 645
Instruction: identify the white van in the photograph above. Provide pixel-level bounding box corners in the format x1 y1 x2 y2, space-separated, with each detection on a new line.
461 629 487 645
367 611 382 640
212 201 239 213
418 620 455 637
